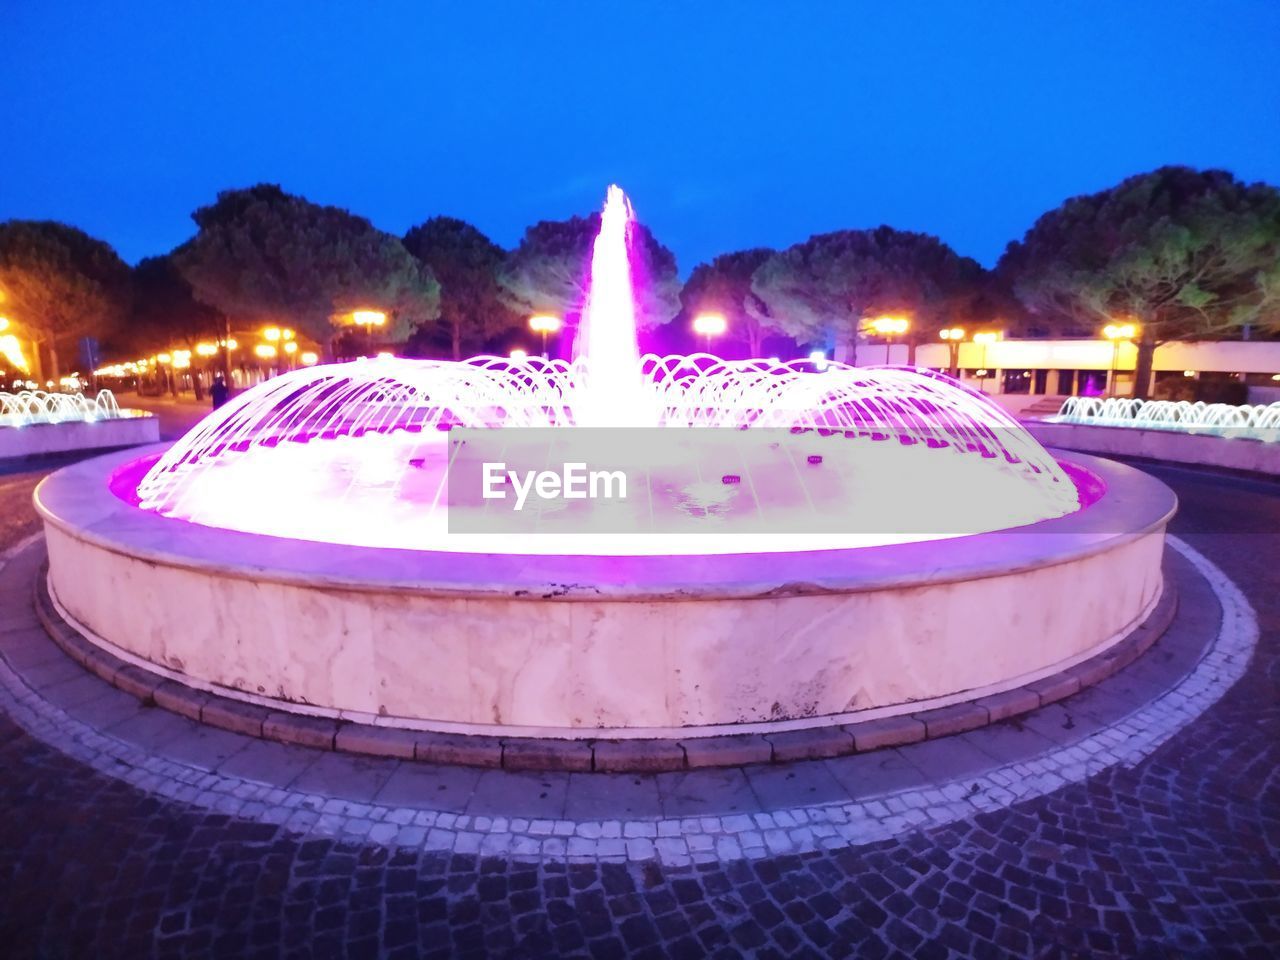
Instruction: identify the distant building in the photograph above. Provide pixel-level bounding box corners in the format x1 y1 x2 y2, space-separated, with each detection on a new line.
883 338 1280 409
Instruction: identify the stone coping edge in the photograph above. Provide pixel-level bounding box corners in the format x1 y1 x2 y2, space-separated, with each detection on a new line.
34 444 1177 602
34 561 1179 774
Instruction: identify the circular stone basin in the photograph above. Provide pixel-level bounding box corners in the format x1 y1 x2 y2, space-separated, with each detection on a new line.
35 445 1174 738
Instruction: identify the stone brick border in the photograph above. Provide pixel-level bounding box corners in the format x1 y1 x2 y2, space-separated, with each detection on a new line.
36 566 1177 774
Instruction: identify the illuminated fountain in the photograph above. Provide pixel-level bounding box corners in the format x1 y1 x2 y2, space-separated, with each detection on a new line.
0 389 122 427
135 187 1078 554
36 187 1175 739
1054 396 1280 442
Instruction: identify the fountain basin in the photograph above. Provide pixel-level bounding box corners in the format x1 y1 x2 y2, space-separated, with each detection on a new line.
35 444 1173 738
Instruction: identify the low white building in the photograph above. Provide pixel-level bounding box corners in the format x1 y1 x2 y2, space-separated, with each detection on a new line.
873 338 1280 408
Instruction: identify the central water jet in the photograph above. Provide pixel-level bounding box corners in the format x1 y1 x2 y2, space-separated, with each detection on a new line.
572 185 656 427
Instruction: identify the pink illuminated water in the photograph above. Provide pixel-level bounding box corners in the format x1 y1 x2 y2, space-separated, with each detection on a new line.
134 185 1086 554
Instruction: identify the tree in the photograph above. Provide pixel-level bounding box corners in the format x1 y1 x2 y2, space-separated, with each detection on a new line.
999 167 1280 398
0 220 131 381
114 256 225 399
401 217 522 360
173 184 440 353
680 248 783 357
498 213 680 337
750 227 987 365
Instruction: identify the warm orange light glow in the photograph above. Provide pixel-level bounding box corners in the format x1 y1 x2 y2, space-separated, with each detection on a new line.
509 348 528 359
282 328 295 341
195 342 218 357
254 344 277 359
262 326 282 342
0 316 10 332
353 310 387 328
1103 322 1138 341
0 334 29 373
157 352 172 364
938 327 966 341
528 314 562 334
868 315 910 337
284 341 299 354
972 331 1001 345
300 351 319 366
692 312 728 337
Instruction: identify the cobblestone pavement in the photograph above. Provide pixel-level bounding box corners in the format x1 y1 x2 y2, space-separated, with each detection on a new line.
1 459 1278 958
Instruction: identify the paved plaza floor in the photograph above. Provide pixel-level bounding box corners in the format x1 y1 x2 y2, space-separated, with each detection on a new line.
0 456 1277 958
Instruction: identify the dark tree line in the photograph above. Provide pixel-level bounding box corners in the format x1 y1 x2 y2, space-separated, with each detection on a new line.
0 167 1276 397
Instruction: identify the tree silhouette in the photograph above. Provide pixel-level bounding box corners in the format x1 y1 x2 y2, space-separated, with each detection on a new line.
1000 167 1280 397
402 217 521 360
174 184 439 353
0 220 131 381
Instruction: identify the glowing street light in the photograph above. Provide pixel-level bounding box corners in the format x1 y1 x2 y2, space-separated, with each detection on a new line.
1103 322 1139 398
807 349 829 372
254 343 278 360
528 314 562 358
692 312 728 353
972 331 1002 394
938 326 966 378
0 333 28 373
262 326 282 342
353 310 387 355
300 351 319 366
868 315 910 364
509 348 528 360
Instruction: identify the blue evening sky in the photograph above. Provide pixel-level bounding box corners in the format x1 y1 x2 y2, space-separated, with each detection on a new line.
2 1 1278 272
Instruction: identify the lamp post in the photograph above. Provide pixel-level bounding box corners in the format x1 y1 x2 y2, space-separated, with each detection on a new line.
692 312 728 353
868 315 909 364
938 327 965 378
1102 322 1138 398
352 310 387 356
972 331 1001 394
528 314 562 358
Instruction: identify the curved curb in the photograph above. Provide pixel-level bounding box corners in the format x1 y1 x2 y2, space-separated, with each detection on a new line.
37 560 1177 773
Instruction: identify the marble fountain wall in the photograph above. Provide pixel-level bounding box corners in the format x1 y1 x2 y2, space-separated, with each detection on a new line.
35 445 1175 739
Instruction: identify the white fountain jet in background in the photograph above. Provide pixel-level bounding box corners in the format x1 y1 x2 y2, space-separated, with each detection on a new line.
571 185 657 427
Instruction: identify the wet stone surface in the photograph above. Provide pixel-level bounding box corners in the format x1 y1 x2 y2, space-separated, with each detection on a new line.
0 458 1278 958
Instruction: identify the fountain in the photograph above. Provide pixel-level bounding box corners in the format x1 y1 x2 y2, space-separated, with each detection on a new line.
1053 396 1280 442
0 389 123 427
35 187 1175 745
0 388 158 458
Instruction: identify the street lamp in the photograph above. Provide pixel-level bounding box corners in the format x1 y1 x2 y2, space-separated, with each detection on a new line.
972 331 1001 394
692 312 728 353
1102 322 1138 398
938 327 966 378
528 314 562 358
868 315 909 364
353 310 386 355
0 317 30 374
